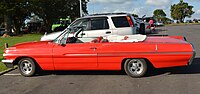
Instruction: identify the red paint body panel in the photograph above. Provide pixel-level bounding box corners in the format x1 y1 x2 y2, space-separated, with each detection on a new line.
3 36 194 71
53 43 97 70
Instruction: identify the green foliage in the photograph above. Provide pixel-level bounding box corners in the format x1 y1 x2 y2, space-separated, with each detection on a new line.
29 0 88 32
0 0 89 33
153 9 166 21
0 62 7 72
0 0 31 33
170 0 194 23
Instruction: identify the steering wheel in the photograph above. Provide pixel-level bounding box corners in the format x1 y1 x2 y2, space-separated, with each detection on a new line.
66 37 77 43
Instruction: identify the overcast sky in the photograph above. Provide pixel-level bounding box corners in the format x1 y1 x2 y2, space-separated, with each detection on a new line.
87 0 200 19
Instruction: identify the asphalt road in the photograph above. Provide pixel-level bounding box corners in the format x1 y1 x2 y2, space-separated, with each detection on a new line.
1 25 200 94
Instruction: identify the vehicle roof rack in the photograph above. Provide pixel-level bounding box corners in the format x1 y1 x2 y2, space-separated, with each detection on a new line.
89 13 128 16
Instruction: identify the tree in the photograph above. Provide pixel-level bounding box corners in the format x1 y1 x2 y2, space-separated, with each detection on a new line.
29 0 89 32
170 0 194 23
0 0 89 34
153 9 166 21
0 0 30 34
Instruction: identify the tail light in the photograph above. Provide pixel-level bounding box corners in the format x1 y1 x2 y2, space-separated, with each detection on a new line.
126 16 134 27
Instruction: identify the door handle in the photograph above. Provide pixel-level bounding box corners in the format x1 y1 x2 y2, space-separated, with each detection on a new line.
90 47 97 51
106 31 111 34
90 47 97 49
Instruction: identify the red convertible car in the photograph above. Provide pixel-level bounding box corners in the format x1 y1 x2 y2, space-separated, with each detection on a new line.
2 28 196 77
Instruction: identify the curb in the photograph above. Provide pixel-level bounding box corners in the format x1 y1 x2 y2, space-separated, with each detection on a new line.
0 66 18 76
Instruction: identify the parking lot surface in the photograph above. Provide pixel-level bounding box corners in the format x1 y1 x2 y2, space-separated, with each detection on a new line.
1 25 200 94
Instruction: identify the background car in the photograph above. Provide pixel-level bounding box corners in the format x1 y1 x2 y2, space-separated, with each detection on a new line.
134 17 146 34
41 13 139 41
0 28 6 36
155 21 164 26
52 18 71 32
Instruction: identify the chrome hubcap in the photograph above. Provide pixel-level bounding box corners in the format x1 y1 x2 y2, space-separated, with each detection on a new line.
20 60 32 74
128 59 143 75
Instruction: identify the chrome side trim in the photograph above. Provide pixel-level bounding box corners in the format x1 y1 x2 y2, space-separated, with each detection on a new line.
98 52 192 57
60 52 192 57
3 51 192 57
63 54 97 57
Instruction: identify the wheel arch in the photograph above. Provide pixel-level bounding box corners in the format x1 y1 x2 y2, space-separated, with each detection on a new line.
121 58 155 71
13 56 42 69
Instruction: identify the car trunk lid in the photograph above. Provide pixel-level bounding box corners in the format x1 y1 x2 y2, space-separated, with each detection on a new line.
144 36 188 44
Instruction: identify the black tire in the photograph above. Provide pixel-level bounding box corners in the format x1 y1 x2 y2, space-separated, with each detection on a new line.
124 59 147 78
18 58 36 77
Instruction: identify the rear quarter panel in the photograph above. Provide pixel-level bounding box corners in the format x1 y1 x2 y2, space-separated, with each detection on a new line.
149 43 193 68
96 43 156 70
96 42 193 70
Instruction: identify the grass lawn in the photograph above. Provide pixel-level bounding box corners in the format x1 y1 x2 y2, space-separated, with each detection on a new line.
0 34 42 72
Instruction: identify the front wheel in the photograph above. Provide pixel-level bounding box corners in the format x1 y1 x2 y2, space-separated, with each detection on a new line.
18 58 36 77
124 59 147 78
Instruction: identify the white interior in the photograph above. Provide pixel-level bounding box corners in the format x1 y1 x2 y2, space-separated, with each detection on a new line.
78 38 96 42
78 34 147 43
104 34 147 42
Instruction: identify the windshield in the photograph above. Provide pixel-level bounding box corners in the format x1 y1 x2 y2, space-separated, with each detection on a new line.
53 27 83 44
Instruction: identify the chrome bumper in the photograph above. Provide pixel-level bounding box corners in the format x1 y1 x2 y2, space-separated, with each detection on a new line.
188 44 196 65
1 59 14 68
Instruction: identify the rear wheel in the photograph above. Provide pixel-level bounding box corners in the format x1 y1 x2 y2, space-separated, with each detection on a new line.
124 59 147 78
18 58 36 77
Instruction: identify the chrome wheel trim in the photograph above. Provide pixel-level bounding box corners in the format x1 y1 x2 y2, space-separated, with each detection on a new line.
128 59 144 75
20 60 33 75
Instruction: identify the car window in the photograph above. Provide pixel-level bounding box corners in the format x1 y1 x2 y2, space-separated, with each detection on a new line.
70 19 89 30
90 18 109 30
111 16 130 28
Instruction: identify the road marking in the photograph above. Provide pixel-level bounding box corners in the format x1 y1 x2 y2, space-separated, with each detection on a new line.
3 73 21 76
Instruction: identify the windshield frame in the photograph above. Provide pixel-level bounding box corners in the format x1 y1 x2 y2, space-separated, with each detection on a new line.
53 26 84 44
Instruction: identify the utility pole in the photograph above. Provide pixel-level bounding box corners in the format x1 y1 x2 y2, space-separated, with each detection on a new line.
80 0 82 17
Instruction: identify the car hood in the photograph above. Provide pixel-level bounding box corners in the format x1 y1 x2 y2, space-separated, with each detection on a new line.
13 41 52 49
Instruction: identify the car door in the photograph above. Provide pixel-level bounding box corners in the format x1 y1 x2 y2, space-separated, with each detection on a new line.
82 17 112 37
53 43 98 70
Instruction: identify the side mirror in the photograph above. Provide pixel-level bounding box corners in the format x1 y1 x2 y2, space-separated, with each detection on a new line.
60 44 66 47
57 43 66 47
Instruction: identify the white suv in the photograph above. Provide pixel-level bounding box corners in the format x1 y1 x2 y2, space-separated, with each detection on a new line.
41 13 138 41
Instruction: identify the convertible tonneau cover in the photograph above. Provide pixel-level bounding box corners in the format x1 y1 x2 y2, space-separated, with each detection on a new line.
105 34 147 42
78 34 147 43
